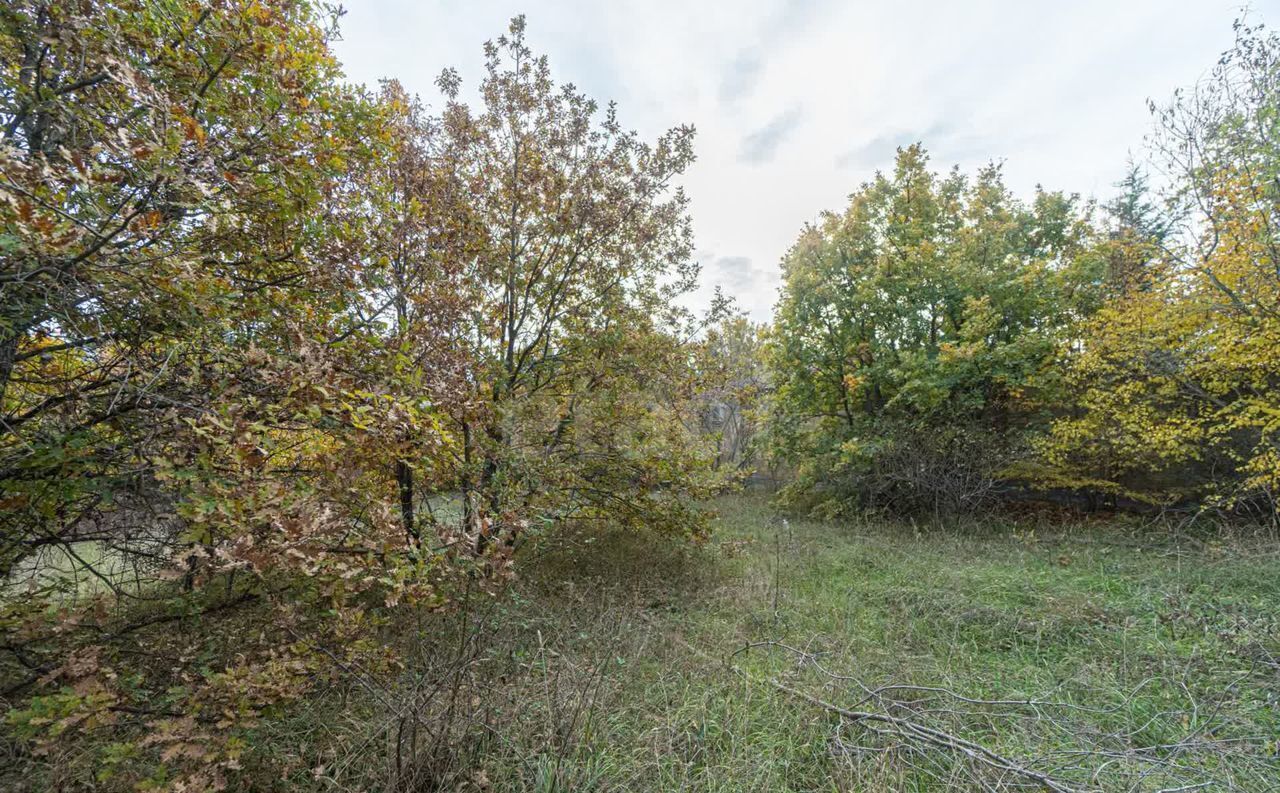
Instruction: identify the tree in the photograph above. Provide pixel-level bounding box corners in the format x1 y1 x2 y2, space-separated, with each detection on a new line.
768 145 1093 517
336 79 479 546
426 17 724 546
1032 21 1280 520
2 10 730 783
693 316 769 473
0 3 477 787
0 0 371 576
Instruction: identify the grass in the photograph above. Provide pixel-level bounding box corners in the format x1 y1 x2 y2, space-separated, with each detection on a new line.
252 492 1280 792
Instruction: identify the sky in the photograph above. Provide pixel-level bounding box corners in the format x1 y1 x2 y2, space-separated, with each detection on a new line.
332 0 1277 322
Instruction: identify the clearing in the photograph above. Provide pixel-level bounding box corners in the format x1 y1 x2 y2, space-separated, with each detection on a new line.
276 494 1280 792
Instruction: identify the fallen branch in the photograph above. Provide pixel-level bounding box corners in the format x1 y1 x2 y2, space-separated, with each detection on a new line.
638 612 1085 792
767 677 1082 793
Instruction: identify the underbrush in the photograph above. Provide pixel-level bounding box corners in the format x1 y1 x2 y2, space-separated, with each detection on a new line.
198 520 728 792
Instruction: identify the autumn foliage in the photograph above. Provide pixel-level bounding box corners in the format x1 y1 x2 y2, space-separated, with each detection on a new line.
1 4 724 788
1026 25 1280 516
767 23 1280 526
2 2 1278 790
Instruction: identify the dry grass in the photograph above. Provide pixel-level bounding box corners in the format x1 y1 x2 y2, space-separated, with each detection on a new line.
232 493 1280 791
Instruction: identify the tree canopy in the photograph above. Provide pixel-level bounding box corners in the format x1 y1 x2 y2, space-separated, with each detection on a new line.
0 6 725 787
768 145 1093 516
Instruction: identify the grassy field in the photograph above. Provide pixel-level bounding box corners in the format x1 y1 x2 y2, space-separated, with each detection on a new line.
260 493 1280 792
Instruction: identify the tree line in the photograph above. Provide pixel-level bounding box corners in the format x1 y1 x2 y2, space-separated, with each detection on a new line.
767 20 1280 524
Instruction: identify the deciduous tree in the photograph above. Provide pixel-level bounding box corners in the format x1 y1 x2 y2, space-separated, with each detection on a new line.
768 145 1092 517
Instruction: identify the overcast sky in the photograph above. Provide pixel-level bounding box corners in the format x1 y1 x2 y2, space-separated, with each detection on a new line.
332 0 1275 321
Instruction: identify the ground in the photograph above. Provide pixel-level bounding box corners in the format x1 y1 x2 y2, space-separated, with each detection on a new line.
265 493 1280 792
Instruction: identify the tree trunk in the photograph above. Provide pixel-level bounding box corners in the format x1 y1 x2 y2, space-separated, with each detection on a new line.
395 458 416 544
473 424 506 554
0 332 16 412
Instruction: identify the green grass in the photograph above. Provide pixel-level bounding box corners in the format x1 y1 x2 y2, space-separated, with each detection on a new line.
253 493 1280 792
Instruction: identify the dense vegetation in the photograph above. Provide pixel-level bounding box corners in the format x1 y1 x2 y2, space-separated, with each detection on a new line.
769 21 1280 522
768 146 1093 516
1 3 1277 791
0 5 727 788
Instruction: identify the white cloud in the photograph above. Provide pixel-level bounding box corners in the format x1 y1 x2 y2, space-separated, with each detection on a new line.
333 0 1268 321
740 106 806 164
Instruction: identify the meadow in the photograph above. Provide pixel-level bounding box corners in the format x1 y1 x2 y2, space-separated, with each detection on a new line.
243 494 1280 792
